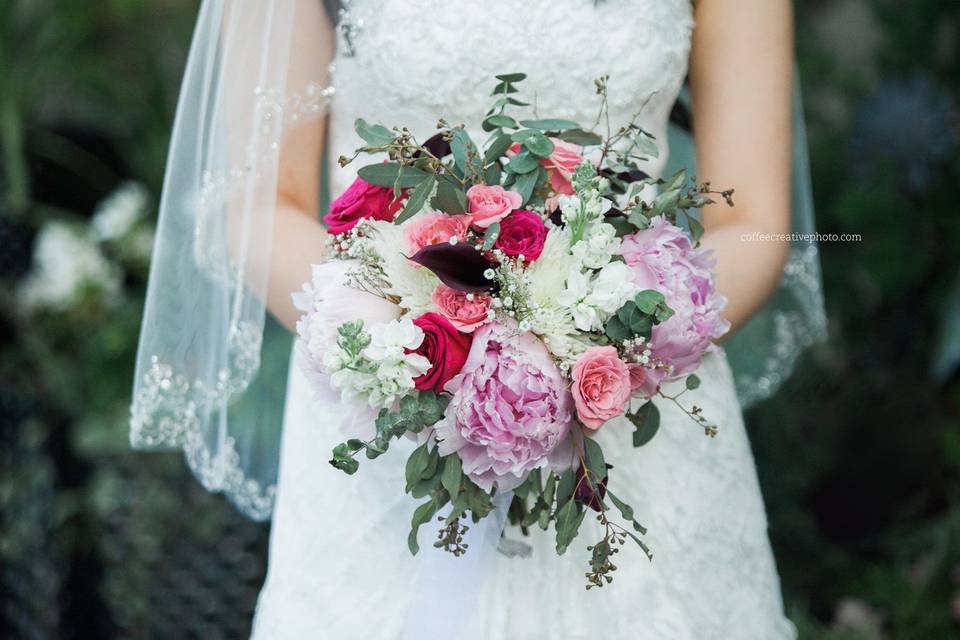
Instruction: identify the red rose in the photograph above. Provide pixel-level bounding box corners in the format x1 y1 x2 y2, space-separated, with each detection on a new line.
323 177 403 234
493 209 548 261
409 312 472 391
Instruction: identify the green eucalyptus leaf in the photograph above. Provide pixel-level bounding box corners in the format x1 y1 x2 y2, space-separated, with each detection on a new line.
358 163 429 189
555 468 576 507
507 150 539 174
393 175 438 225
606 490 635 521
451 128 481 177
404 443 431 491
484 114 519 130
354 118 394 146
524 133 555 158
583 437 607 482
495 72 527 83
629 402 661 448
490 81 520 95
519 118 580 131
515 167 541 205
558 128 603 146
484 132 514 164
441 455 462 502
431 177 468 214
604 315 630 342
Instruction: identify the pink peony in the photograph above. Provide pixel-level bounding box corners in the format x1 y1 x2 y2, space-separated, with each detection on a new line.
435 320 573 491
570 347 632 430
408 312 472 391
465 184 522 230
619 216 730 386
323 177 403 234
493 209 548 261
431 284 492 333
403 212 472 254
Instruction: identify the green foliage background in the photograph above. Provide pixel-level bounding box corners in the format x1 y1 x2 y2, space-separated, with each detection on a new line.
1 1 958 638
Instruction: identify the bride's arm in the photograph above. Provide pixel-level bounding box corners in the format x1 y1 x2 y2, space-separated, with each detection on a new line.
266 0 335 332
689 0 794 334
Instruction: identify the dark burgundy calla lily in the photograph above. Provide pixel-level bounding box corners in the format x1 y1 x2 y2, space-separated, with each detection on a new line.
574 463 609 512
408 242 495 293
415 132 452 160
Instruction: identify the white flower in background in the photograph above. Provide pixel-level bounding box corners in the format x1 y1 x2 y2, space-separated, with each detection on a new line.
361 318 431 407
365 219 437 314
571 221 621 269
91 181 149 242
18 221 121 312
557 261 635 332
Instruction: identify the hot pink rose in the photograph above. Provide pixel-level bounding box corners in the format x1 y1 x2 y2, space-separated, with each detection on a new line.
432 284 492 333
493 210 548 261
466 184 522 230
408 312 472 391
323 177 403 234
571 346 632 430
403 212 472 254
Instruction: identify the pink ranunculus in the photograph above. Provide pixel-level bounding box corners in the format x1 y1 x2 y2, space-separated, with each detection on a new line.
619 216 730 386
493 209 548 261
323 177 403 234
465 184 522 230
408 312 472 391
435 320 573 492
431 284 492 333
403 211 472 254
570 346 632 430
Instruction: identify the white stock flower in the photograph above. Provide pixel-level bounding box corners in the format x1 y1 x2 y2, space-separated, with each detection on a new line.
557 261 636 332
18 221 121 312
91 181 149 241
571 221 621 269
361 318 432 406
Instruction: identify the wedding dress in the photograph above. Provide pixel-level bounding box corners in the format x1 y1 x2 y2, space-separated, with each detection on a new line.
250 1 798 638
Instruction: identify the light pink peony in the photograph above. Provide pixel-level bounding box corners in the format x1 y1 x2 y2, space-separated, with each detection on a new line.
570 346 632 430
619 216 730 387
465 184 522 229
403 212 472 254
431 284 492 333
434 320 573 491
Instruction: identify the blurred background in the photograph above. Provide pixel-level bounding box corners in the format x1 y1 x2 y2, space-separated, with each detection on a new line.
1 1 958 638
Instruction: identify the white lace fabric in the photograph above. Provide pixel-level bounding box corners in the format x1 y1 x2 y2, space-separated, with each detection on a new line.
253 0 797 638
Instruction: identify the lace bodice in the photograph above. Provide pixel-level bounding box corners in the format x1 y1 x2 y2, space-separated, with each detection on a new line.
327 0 694 193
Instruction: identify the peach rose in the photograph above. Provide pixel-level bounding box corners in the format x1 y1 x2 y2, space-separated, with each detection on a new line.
543 139 584 196
465 184 522 229
571 346 632 430
403 212 472 254
431 284 492 333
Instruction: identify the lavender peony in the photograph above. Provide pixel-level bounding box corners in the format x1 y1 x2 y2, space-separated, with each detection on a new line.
619 216 730 387
434 320 574 492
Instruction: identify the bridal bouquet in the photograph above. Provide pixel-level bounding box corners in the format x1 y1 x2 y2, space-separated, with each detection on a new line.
294 74 732 588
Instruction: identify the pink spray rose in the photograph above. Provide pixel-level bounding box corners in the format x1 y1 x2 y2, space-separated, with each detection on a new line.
570 346 632 430
619 216 730 386
507 140 587 210
435 320 573 491
493 209 548 261
323 177 403 234
465 184 522 230
408 312 472 392
403 212 472 254
431 284 492 333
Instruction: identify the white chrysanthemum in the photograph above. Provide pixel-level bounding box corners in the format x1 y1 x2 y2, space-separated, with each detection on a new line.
571 221 621 269
91 181 149 241
557 261 636 332
366 220 437 313
18 221 121 312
